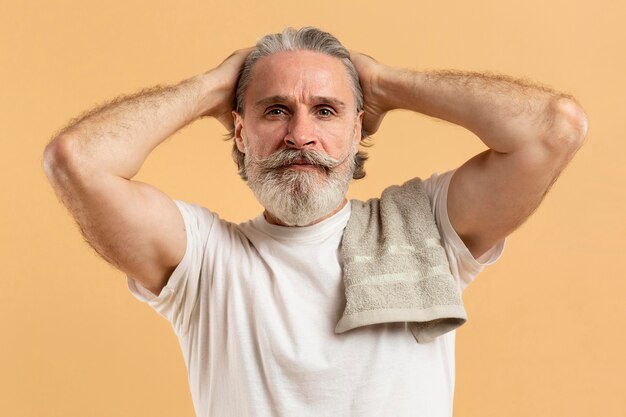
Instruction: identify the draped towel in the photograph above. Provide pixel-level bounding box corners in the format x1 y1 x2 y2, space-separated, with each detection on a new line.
336 177 467 343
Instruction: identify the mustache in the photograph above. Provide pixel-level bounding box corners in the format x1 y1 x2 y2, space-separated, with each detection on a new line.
250 148 344 173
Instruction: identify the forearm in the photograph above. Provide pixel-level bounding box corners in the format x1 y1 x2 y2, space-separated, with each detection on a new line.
376 67 587 153
47 71 223 179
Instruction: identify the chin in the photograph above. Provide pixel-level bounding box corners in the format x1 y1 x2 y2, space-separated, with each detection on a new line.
246 157 355 227
253 175 348 227
262 191 344 227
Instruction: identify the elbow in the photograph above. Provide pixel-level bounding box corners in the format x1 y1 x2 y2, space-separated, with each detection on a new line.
42 135 81 184
544 97 589 154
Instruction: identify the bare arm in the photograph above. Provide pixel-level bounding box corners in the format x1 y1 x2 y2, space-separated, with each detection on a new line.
352 54 588 258
43 49 250 295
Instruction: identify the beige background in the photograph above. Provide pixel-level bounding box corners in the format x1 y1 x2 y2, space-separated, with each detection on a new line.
2 0 624 416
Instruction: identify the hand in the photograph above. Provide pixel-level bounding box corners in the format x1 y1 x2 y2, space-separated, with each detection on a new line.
203 47 254 130
350 52 391 137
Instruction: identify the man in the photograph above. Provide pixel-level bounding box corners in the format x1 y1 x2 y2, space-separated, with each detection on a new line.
43 27 587 416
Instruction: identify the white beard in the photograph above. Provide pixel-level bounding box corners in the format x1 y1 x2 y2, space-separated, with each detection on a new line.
243 140 356 226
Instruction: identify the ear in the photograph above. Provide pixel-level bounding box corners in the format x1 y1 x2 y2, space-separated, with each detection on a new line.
232 111 246 153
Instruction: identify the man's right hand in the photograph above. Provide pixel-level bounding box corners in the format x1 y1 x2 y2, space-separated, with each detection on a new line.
202 47 254 130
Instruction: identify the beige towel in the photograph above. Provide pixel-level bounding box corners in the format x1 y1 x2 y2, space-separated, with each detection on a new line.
336 177 467 343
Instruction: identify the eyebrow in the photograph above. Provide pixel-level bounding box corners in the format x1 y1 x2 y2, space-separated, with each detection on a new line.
253 95 347 109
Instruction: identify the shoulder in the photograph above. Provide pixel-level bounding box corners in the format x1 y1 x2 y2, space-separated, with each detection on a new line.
420 170 455 207
173 199 217 231
174 200 250 249
419 170 506 288
126 200 246 304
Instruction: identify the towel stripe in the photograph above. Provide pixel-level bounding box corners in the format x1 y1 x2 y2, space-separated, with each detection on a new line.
344 267 453 287
344 238 443 265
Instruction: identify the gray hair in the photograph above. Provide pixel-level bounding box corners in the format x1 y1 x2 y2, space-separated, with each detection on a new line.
229 26 370 181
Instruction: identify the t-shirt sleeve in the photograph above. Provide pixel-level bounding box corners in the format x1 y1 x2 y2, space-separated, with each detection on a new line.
422 169 506 291
126 199 217 335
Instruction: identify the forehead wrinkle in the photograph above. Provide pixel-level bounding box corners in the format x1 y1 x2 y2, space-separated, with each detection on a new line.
253 95 290 109
311 96 346 109
245 52 356 113
253 94 347 110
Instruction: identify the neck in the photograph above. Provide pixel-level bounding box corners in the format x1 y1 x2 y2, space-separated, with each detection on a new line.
263 199 348 227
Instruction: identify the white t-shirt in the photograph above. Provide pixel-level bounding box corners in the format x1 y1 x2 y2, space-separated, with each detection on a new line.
127 170 505 417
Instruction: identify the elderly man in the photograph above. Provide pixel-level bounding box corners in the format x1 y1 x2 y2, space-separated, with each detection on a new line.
43 27 587 417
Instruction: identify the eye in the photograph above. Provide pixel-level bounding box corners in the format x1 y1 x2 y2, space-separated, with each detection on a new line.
317 107 335 117
268 108 285 115
265 107 289 118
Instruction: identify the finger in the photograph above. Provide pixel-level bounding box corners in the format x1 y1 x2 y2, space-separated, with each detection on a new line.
221 47 255 65
349 51 378 62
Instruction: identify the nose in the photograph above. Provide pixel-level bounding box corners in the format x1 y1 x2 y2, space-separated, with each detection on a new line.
284 112 317 149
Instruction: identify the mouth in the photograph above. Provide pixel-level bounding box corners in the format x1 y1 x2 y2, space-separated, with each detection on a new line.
284 159 320 170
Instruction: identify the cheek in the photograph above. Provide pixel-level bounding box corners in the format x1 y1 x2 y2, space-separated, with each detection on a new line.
243 128 287 157
319 121 359 152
